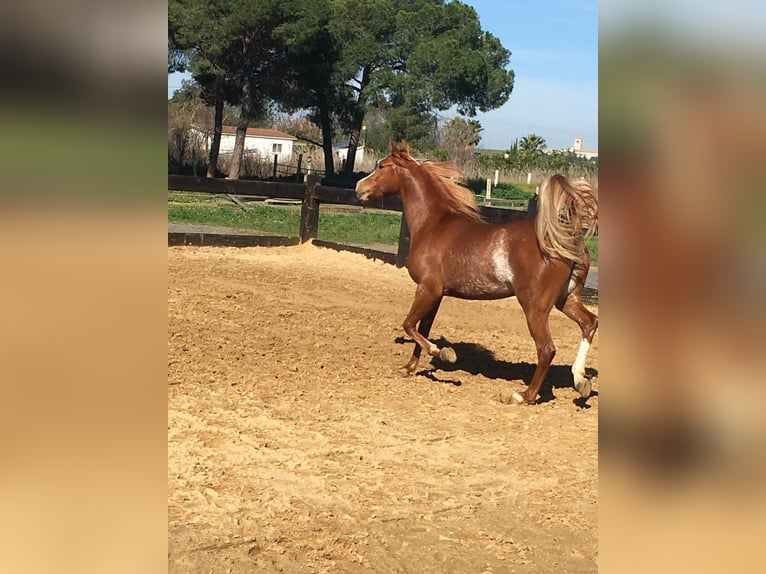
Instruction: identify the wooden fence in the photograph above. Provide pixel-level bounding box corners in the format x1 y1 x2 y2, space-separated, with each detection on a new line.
168 174 531 267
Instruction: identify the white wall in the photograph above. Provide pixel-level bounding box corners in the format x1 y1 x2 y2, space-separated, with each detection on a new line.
217 134 294 160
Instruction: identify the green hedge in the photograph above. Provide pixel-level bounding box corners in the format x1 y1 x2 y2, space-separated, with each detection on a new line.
464 178 536 200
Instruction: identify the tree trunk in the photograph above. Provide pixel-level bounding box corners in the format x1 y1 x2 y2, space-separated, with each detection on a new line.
319 102 334 178
341 125 362 177
341 67 370 177
206 95 224 178
228 80 252 180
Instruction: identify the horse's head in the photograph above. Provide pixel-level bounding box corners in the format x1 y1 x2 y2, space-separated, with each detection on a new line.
355 140 416 201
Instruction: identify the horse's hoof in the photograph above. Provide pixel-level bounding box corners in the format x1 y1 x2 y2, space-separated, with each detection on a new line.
575 379 592 398
511 392 525 404
396 367 412 378
439 347 457 363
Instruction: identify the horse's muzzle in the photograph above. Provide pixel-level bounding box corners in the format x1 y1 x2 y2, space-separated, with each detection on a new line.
355 185 371 202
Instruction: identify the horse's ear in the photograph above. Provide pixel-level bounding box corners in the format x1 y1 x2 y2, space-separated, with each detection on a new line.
399 139 409 155
390 139 399 157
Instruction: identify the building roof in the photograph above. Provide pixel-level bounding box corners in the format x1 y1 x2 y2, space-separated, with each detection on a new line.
573 148 598 154
221 126 296 140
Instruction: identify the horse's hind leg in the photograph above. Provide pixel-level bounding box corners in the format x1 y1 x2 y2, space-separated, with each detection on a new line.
399 283 454 376
557 290 598 398
513 310 556 404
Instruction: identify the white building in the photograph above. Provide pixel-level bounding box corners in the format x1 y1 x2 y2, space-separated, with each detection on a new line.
570 135 598 160
332 140 365 163
214 127 297 160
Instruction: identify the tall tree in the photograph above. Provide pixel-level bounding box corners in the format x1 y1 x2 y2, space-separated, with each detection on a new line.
170 0 514 179
169 0 288 179
168 79 242 176
189 73 231 177
168 33 186 74
330 0 514 175
276 0 513 176
224 2 299 179
274 0 341 176
169 1 229 177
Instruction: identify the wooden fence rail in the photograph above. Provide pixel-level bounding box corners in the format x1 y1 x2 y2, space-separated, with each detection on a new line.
168 174 531 267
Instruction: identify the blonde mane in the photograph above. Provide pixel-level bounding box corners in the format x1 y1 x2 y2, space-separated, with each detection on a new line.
419 161 483 221
390 140 481 220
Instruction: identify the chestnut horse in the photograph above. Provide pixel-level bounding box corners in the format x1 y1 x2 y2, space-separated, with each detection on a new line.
355 140 598 404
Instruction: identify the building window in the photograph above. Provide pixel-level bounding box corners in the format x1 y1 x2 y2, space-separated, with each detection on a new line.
272 143 282 154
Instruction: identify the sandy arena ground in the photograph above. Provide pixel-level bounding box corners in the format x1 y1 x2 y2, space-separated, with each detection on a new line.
168 243 599 573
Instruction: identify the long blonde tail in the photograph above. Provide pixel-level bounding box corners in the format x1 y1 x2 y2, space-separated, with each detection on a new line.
535 174 598 266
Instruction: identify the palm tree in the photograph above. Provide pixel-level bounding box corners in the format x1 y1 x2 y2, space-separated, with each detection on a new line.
519 133 547 155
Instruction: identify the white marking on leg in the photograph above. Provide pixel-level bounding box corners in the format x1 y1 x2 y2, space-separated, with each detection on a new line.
572 338 590 383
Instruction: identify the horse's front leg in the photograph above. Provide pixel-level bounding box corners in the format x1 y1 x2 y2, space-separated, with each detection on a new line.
399 285 455 376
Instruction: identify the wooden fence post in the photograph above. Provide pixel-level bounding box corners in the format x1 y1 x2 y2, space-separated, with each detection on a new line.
396 213 410 268
272 154 279 179
300 175 321 243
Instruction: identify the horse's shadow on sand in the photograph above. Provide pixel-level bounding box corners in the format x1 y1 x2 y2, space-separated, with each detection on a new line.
395 336 598 407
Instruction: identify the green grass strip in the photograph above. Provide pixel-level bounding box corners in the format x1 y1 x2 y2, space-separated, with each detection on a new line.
168 200 597 264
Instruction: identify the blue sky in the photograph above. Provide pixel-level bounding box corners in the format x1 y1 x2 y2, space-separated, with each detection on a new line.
168 0 598 153
465 0 598 151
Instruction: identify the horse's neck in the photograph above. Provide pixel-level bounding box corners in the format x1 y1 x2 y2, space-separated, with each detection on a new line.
399 174 447 236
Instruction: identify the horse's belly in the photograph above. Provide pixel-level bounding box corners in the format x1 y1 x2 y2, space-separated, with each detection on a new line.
445 276 515 300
